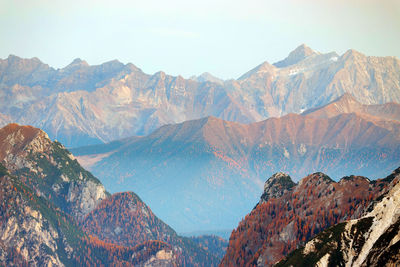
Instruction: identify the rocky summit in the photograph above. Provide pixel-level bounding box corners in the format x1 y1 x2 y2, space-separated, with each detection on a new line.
221 169 398 266
276 167 400 267
0 123 107 220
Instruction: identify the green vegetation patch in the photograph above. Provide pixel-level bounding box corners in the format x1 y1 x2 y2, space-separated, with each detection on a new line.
275 222 346 267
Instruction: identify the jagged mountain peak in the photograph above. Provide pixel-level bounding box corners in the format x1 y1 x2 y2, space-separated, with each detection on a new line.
0 123 50 161
273 44 318 68
238 61 276 80
100 59 126 69
191 72 224 84
63 58 89 70
0 124 107 220
298 172 334 187
290 43 316 57
341 48 366 60
0 55 51 75
339 174 370 183
70 57 88 65
260 172 295 203
0 123 42 138
6 54 43 64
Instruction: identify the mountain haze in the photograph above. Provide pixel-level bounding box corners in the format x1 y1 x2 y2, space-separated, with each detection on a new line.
73 98 400 232
1 45 400 146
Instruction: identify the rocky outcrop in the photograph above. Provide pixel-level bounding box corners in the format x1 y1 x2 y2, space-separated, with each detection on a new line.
67 179 107 219
0 172 66 266
260 172 296 203
0 123 107 220
143 249 175 267
276 168 400 267
221 170 395 267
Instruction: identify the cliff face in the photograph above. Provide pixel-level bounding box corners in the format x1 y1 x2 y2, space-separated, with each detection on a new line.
276 167 400 267
0 123 107 220
0 171 65 266
221 170 395 267
260 172 296 203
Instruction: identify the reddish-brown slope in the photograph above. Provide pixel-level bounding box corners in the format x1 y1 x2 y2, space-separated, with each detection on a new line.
74 111 400 233
0 123 43 161
82 191 222 266
303 93 400 122
82 192 178 246
220 172 395 267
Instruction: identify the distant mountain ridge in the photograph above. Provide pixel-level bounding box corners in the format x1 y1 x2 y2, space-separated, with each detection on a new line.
1 45 400 146
303 92 400 121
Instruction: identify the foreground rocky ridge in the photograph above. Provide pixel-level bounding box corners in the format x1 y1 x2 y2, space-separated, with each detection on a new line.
0 124 224 266
0 123 107 220
1 45 399 147
276 167 400 267
0 165 182 266
220 169 398 266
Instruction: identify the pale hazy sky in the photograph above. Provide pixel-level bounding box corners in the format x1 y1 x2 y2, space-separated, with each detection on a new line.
1 0 399 79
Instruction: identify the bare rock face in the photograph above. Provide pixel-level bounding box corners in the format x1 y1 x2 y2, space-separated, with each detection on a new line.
0 173 66 266
0 123 106 220
260 172 296 203
143 249 175 267
67 179 107 219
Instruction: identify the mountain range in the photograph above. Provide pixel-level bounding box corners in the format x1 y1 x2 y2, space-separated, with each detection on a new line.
1 44 399 147
71 94 400 233
1 44 400 266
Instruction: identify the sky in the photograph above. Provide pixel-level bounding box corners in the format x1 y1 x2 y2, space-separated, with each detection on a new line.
0 0 399 79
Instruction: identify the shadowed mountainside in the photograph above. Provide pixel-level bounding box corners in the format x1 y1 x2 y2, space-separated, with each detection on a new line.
72 98 400 232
